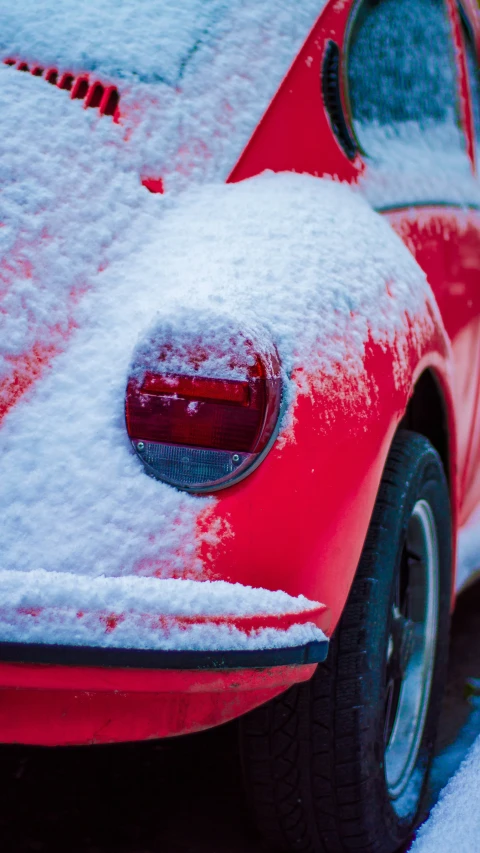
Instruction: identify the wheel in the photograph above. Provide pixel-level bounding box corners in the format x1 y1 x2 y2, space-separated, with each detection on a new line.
239 430 452 853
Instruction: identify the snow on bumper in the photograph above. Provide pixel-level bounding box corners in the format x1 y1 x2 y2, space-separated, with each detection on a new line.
0 570 328 665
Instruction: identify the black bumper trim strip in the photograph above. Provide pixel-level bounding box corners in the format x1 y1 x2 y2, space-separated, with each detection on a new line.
0 639 329 670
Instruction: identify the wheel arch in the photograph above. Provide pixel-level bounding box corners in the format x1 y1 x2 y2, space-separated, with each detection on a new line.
398 365 458 599
400 368 452 489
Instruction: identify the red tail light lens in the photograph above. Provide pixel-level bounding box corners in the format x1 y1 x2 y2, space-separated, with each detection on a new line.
141 373 250 405
125 333 282 492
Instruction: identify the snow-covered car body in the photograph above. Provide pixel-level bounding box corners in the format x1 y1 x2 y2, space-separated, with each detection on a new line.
0 0 480 746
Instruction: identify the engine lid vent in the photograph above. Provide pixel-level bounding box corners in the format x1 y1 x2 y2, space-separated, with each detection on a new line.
3 58 120 121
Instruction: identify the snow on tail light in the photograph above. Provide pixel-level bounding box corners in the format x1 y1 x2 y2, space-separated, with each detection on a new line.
125 326 282 492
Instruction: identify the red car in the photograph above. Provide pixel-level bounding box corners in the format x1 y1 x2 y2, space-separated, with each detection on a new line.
1 0 480 850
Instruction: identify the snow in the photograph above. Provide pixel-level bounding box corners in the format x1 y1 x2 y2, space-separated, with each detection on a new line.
0 0 326 187
0 569 320 617
0 570 326 651
428 692 480 808
0 1 444 649
358 123 479 210
410 733 480 853
0 1 228 85
123 174 437 389
0 615 324 653
348 0 460 133
0 173 438 591
0 67 156 388
456 509 480 592
0 0 322 86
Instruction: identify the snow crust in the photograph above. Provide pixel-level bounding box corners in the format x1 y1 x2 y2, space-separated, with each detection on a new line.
0 66 157 385
0 0 326 186
411 734 480 853
0 173 437 584
122 174 436 389
0 570 325 651
0 1 225 85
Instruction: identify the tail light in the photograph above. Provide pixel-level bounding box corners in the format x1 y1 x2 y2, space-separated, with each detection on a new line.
125 326 282 492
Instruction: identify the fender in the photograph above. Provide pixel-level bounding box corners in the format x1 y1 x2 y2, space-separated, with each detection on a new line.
196 303 455 634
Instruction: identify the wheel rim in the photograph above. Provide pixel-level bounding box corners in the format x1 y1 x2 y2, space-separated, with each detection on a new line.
384 498 439 809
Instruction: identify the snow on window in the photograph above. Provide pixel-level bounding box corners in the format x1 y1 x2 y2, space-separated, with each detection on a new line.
349 0 458 133
463 21 480 160
348 0 475 207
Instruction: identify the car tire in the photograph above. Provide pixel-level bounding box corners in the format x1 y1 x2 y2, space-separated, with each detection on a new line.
239 429 452 853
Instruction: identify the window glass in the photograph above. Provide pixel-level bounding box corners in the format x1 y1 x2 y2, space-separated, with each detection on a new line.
463 23 480 152
347 0 467 177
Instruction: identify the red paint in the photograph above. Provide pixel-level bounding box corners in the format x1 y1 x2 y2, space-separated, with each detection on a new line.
100 85 120 119
45 69 58 85
447 0 476 170
387 208 480 525
0 663 316 746
0 322 75 424
2 0 480 745
229 1 362 186
141 177 164 194
58 72 74 91
100 613 125 633
2 603 328 640
196 338 452 632
0 661 316 694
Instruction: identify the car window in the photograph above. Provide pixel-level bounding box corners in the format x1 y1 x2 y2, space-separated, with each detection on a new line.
346 0 468 186
463 20 480 156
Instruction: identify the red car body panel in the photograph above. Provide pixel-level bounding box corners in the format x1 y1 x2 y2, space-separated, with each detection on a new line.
1 0 480 745
387 208 480 523
0 662 318 746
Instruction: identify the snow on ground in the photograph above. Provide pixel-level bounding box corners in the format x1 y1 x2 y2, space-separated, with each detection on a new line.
456 508 480 592
411 733 480 853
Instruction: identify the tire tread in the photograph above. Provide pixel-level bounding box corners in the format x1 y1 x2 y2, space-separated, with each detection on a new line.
240 431 451 853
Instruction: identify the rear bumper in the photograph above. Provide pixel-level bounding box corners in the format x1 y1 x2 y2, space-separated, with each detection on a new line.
0 650 326 746
0 637 328 670
0 571 329 745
